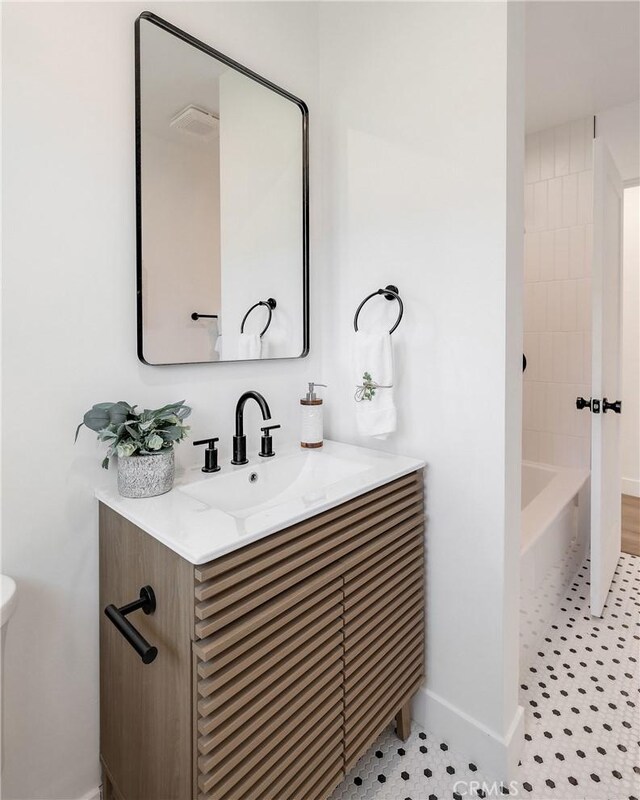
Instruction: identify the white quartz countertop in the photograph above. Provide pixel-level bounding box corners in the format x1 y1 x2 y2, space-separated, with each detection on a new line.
95 440 425 565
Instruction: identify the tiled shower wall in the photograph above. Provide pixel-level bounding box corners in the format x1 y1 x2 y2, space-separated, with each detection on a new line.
523 118 593 468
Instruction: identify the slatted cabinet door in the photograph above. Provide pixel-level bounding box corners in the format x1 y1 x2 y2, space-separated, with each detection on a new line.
341 472 425 770
192 471 425 799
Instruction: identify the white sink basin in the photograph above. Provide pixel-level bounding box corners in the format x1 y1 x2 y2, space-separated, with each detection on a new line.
96 440 424 565
178 449 370 518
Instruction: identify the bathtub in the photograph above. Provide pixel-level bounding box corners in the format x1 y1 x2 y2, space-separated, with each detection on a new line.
520 461 590 671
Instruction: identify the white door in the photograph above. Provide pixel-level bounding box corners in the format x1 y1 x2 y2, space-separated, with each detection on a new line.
590 138 623 617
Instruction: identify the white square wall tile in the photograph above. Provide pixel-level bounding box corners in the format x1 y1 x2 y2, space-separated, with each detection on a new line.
522 429 539 462
523 332 539 381
525 132 541 184
569 225 586 278
539 230 555 281
563 384 580 436
524 231 540 283
560 280 578 331
579 435 590 467
524 184 534 232
534 181 548 231
539 332 553 381
538 431 554 463
569 118 588 173
532 382 546 432
576 278 591 331
546 282 562 331
582 332 591 385
547 177 563 229
523 283 535 332
551 331 568 382
523 381 534 426
547 384 562 434
539 128 555 180
561 173 578 227
554 228 569 279
554 122 571 177
567 331 584 384
578 170 593 224
533 282 547 332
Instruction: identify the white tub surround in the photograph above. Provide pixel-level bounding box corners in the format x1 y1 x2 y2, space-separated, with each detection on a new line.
96 440 424 565
520 461 590 670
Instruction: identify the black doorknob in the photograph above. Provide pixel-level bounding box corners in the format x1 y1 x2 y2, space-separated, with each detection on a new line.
603 398 622 414
576 396 592 411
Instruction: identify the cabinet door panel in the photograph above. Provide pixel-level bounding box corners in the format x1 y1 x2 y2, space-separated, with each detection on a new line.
342 475 425 771
99 505 193 800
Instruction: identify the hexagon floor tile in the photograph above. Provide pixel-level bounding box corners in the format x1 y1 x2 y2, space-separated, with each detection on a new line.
329 553 639 800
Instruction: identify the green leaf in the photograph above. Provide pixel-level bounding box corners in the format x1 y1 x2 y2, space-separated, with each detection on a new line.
82 405 112 432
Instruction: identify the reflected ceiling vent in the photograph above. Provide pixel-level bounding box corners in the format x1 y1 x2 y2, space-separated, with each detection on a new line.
170 105 219 139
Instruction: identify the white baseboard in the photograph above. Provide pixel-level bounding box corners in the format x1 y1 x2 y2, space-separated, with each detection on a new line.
621 478 640 498
412 687 525 782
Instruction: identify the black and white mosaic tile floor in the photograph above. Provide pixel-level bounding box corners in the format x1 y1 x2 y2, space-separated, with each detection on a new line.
329 554 639 800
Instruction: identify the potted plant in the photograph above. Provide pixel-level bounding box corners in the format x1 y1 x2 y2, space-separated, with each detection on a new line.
76 400 191 498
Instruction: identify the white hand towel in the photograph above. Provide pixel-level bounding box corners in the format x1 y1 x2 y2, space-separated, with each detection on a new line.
352 331 396 439
238 333 262 360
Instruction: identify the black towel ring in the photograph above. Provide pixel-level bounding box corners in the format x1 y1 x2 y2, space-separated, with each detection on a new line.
353 285 403 335
241 298 277 338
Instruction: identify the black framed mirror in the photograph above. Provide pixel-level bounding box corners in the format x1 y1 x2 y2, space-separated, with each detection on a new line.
135 13 309 365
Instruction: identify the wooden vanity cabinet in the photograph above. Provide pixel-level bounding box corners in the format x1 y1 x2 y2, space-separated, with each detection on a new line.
100 470 425 800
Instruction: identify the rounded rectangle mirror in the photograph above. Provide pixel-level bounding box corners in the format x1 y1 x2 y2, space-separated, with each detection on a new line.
136 13 309 364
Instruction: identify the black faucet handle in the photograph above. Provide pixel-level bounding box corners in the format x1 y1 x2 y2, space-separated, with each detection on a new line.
193 437 221 473
259 424 280 458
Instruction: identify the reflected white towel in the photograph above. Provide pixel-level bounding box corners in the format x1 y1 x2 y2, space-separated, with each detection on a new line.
238 333 262 360
352 331 396 439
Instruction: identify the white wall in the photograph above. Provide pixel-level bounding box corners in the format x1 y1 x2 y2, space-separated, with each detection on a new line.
622 185 640 497
522 118 593 468
318 1 524 778
1 4 320 799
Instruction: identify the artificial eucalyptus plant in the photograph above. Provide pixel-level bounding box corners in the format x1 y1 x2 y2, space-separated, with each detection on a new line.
75 400 191 468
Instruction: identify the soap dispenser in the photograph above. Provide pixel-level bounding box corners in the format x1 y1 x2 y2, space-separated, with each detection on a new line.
300 382 326 449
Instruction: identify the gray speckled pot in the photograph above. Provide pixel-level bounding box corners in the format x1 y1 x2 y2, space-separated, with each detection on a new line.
117 450 175 498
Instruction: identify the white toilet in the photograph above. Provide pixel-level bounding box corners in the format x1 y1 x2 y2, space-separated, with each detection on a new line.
1 575 17 774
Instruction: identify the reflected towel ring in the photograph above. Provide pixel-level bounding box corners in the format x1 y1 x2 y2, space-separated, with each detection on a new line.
241 298 277 338
353 285 403 335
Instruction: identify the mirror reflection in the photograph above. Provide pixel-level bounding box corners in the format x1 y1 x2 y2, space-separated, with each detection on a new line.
137 14 308 364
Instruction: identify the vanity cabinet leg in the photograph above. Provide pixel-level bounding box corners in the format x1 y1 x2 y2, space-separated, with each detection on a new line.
395 700 412 741
101 769 113 800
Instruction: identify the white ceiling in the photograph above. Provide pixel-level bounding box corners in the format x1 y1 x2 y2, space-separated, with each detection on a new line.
525 1 640 133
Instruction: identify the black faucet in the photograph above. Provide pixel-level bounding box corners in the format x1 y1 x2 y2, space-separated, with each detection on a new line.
231 390 272 465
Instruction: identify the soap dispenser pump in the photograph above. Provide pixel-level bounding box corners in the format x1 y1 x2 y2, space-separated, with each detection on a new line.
300 382 326 449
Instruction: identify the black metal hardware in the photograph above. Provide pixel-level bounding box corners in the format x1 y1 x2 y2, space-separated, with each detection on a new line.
135 14 309 365
259 424 281 458
232 391 272 465
191 313 218 321
522 354 527 372
603 398 622 414
576 396 592 411
353 285 403 335
104 586 158 664
592 399 601 414
193 437 220 472
240 298 277 338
